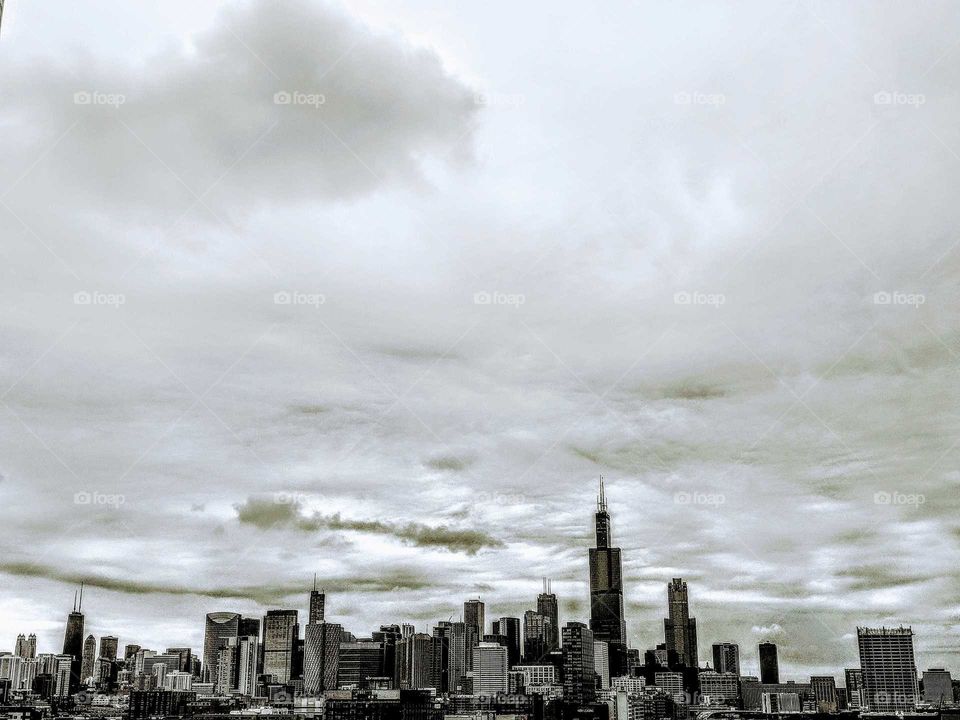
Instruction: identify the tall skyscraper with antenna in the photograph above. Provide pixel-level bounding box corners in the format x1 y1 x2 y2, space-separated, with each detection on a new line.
537 579 559 652
309 575 325 625
588 477 627 676
62 584 85 693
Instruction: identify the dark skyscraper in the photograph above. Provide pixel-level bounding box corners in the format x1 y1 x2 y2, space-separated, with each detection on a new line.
712 642 740 675
491 617 521 668
758 642 779 684
309 575 325 625
464 599 485 639
562 621 596 705
81 634 97 682
99 636 119 661
664 578 698 668
304 622 342 695
62 587 85 693
588 478 627 676
536 580 560 652
263 609 299 683
857 627 918 712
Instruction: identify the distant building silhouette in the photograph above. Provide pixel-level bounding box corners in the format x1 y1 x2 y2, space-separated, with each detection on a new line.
758 642 779 684
712 642 740 675
664 578 698 669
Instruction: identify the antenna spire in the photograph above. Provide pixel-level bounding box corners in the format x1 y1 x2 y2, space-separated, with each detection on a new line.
78 582 84 611
313 573 317 592
598 475 607 512
73 590 77 613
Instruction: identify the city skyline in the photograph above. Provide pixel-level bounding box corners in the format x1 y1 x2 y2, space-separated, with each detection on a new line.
2 0 960 689
4 486 945 685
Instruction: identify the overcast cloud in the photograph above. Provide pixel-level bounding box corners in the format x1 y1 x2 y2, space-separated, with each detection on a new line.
1 0 960 680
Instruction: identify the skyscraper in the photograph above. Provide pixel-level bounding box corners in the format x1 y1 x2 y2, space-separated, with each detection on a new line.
811 675 839 712
491 617 521 668
712 643 740 675
262 610 299 683
536 580 560 652
663 578 698 668
80 634 97 682
522 610 552 664
857 627 918 712
15 634 36 659
758 642 779 684
202 612 240 683
472 642 508 696
844 668 863 709
303 622 341 695
309 576 325 625
61 588 85 693
464 599 485 639
562 622 596 705
396 633 442 691
99 636 119 662
588 478 627 676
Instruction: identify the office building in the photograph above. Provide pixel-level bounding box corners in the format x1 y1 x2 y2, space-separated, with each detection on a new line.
338 640 385 689
202 613 239 683
80 634 97 682
811 675 838 712
397 633 441 690
262 610 299 683
99 636 119 661
594 641 610 689
62 588 85 692
303 622 341 695
491 617 521 668
712 643 740 675
562 622 596 705
589 478 627 675
857 627 918 712
699 671 739 706
472 642 508 696
922 669 954 705
758 642 779 684
537 581 560 652
845 668 863 709
663 578 697 668
15 635 37 659
464 599 485 640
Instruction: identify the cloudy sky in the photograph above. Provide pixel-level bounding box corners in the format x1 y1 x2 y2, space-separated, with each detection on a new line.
2 0 960 681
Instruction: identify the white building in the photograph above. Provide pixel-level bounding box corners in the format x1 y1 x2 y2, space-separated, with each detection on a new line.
594 641 610 689
471 643 508 696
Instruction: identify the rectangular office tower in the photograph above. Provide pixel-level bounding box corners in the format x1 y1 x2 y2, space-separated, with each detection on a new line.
857 627 919 712
588 479 627 676
712 643 740 675
262 610 299 683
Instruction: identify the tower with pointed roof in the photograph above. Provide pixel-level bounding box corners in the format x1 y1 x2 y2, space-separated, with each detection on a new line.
588 477 627 676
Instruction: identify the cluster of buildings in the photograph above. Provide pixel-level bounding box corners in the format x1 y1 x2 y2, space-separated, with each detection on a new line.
1 482 955 720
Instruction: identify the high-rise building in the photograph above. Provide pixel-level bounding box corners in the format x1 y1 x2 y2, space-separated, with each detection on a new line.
472 642 508 696
303 622 341 695
712 643 740 675
62 588 85 692
522 611 552 664
396 633 441 691
655 671 685 704
214 639 238 695
262 610 299 683
238 618 261 641
758 642 779 684
235 635 257 696
857 627 918 712
80 634 97 682
811 675 838 712
537 581 560 652
699 671 740 706
337 640 385 689
921 669 954 705
99 636 119 662
309 577 325 625
491 617 521 668
562 622 595 705
372 625 402 688
663 578 697 668
202 613 239 683
15 635 37 659
464 599 485 640
844 668 863 709
588 478 627 676
594 641 610 689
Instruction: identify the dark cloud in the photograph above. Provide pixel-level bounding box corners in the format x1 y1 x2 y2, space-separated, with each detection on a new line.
423 454 474 472
234 497 502 555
